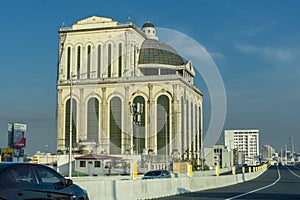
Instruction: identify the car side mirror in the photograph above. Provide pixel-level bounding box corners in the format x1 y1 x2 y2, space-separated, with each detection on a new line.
65 179 73 187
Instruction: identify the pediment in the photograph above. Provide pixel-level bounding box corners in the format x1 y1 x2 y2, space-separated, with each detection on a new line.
76 16 115 25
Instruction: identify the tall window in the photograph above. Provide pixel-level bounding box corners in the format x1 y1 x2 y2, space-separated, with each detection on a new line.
107 44 112 78
97 45 101 78
157 95 169 155
109 97 122 154
65 99 77 148
87 98 99 142
133 96 145 154
134 45 137 71
118 43 122 77
87 45 91 79
77 46 81 79
67 47 71 80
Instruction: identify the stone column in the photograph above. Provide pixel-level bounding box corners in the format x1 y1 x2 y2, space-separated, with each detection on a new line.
57 88 64 151
172 84 180 157
101 87 108 153
147 83 155 153
123 86 131 153
79 88 85 141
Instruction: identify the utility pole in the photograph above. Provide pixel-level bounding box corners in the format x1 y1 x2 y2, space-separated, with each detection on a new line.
285 144 288 165
280 147 283 163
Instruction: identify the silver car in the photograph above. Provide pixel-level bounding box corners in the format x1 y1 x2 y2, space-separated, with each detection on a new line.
142 170 171 179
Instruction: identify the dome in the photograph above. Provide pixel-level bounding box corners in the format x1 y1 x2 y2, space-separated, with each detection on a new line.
142 21 155 28
138 39 185 66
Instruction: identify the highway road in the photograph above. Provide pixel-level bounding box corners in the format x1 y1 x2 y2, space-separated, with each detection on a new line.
158 165 300 200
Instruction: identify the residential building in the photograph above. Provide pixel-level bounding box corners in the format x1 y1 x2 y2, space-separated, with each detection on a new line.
224 129 259 165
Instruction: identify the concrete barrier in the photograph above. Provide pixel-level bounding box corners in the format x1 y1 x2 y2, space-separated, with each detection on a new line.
73 165 268 200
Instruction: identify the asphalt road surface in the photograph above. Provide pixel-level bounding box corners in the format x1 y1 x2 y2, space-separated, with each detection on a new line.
158 165 300 200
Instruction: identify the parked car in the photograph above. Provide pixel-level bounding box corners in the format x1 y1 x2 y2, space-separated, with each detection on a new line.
0 162 89 200
142 170 171 179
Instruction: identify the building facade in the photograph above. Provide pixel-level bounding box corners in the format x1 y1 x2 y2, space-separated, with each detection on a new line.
204 144 245 169
224 129 259 165
204 145 231 169
261 144 275 162
56 16 203 161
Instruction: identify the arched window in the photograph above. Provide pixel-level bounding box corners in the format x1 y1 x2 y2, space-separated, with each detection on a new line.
107 44 112 78
157 95 170 155
87 98 99 142
87 45 91 79
77 46 81 79
118 43 123 77
109 97 122 154
133 96 145 154
65 98 77 148
67 47 71 80
97 45 101 78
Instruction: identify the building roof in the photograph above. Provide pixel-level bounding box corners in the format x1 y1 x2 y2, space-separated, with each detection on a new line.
142 21 155 28
75 154 122 160
138 39 185 66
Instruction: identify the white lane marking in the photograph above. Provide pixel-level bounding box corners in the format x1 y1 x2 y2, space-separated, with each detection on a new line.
286 166 300 178
225 166 281 200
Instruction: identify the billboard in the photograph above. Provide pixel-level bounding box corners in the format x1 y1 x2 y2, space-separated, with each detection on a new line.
13 130 26 147
8 123 27 148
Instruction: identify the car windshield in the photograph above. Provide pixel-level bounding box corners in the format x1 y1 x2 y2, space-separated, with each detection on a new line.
145 171 162 176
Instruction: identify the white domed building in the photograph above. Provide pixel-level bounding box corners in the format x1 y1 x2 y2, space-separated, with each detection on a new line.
56 16 203 163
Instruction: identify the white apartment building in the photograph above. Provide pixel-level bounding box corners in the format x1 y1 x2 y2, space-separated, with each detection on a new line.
224 129 259 165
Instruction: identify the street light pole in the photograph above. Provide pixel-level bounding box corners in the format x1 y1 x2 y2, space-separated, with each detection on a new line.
69 71 73 178
201 128 204 171
165 112 168 170
68 71 95 178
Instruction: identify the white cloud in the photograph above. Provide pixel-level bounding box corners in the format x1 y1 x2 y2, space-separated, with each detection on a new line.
236 44 299 64
209 52 224 60
241 21 276 37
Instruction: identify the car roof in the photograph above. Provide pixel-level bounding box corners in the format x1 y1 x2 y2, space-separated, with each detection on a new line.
0 162 51 169
147 169 167 172
0 162 37 166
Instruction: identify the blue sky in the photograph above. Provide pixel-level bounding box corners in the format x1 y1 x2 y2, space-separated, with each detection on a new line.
0 0 299 156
